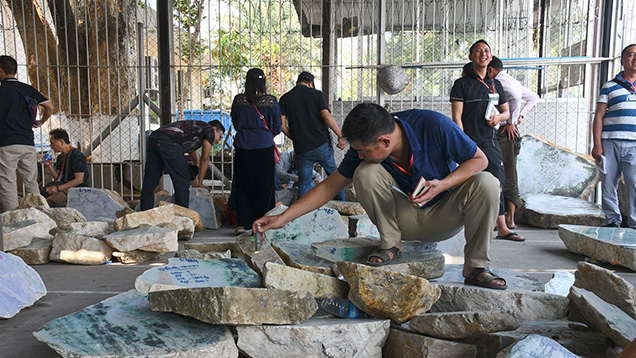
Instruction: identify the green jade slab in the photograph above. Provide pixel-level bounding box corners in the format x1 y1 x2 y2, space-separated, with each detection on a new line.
266 206 348 244
135 258 263 293
33 290 238 357
559 225 636 271
272 242 334 276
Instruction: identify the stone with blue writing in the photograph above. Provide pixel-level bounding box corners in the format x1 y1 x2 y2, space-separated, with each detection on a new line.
349 215 380 238
272 242 335 276
519 194 605 228
438 264 543 291
67 187 129 221
517 135 598 199
266 205 349 244
33 290 239 357
103 226 178 252
569 286 636 348
135 257 263 293
148 286 318 325
0 251 47 319
337 261 441 324
558 225 636 271
496 334 580 358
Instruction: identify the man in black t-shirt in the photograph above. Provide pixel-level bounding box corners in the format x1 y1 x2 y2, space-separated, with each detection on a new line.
140 120 225 210
0 55 54 212
278 72 346 201
42 128 89 207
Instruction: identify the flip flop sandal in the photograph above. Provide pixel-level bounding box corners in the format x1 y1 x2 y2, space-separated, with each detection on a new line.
365 246 402 267
464 268 508 290
495 232 525 242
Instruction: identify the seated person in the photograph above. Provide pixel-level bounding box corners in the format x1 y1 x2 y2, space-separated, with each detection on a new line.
276 150 322 189
41 128 89 207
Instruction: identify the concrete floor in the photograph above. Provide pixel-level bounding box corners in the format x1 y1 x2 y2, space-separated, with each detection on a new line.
2 223 635 358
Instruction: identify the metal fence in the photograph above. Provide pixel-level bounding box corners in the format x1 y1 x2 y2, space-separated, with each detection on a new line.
1 0 634 199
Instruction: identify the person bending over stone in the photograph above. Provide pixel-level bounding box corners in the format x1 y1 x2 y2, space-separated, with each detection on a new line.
253 103 507 290
41 128 89 207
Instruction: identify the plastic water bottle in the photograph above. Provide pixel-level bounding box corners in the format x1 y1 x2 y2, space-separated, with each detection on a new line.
43 153 52 162
320 297 371 319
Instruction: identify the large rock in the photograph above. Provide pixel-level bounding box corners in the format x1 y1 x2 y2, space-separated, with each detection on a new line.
266 205 349 244
318 239 446 279
263 262 349 299
431 283 569 321
0 252 47 319
236 318 390 358
50 233 114 265
574 261 636 320
170 188 220 229
67 187 129 221
51 221 111 238
383 328 477 358
114 205 175 231
112 250 161 264
174 249 232 260
558 225 636 271
149 286 318 325
40 207 87 229
158 215 195 240
33 290 239 357
2 207 57 229
461 320 609 358
2 220 53 251
409 311 522 339
495 334 580 358
236 231 286 276
438 264 544 291
378 65 410 94
135 257 263 293
158 201 203 232
324 200 367 215
272 242 335 276
184 241 241 258
104 226 178 252
519 194 605 228
18 193 49 209
568 286 636 348
338 261 441 323
7 238 52 265
517 135 598 199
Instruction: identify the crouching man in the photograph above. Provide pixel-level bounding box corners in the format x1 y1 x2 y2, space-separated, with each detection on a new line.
253 103 507 289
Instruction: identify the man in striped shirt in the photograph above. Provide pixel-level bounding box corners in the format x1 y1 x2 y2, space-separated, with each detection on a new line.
592 44 636 228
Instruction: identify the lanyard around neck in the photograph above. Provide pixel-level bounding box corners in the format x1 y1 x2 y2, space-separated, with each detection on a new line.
58 147 72 180
477 77 495 94
392 155 413 176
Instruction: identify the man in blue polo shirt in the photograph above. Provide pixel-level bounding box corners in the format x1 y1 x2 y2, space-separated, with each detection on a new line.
592 44 636 228
253 103 507 290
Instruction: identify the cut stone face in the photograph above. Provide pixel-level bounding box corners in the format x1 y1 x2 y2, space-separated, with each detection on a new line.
266 205 349 244
558 225 636 271
50 233 114 265
112 250 161 264
104 226 178 252
517 135 598 199
2 219 53 251
463 320 609 358
311 237 382 261
324 200 367 216
113 205 175 231
236 318 390 358
40 207 88 229
236 231 286 276
495 334 580 358
544 270 575 296
175 249 232 260
18 193 50 209
519 194 605 228
51 221 112 238
574 261 636 320
383 328 477 358
0 252 47 319
158 215 195 240
135 257 263 293
569 286 636 348
2 207 57 229
347 215 380 238
7 238 52 265
338 261 441 324
272 242 335 276
184 241 241 258
33 290 239 358
67 187 129 221
431 283 569 321
438 265 544 291
263 262 349 299
409 311 522 339
148 286 318 325
158 201 203 232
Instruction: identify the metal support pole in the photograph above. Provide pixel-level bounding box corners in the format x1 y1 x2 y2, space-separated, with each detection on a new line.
376 0 386 106
321 0 332 103
137 22 147 169
157 1 175 126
